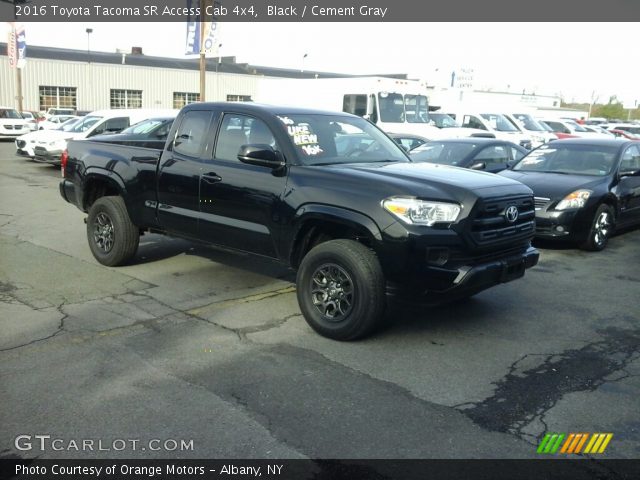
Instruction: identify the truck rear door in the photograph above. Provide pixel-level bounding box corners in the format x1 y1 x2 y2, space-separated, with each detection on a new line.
156 109 217 237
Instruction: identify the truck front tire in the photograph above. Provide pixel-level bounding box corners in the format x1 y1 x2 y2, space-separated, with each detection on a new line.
296 239 386 341
87 196 140 266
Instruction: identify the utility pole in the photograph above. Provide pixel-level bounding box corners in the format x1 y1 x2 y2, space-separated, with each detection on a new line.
16 66 23 113
199 0 206 101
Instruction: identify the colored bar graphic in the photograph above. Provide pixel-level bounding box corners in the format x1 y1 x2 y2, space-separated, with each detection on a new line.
574 433 589 453
540 433 613 455
537 434 552 454
598 434 613 453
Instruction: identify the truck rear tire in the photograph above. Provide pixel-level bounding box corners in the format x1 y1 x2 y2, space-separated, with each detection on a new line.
296 239 386 341
87 196 140 266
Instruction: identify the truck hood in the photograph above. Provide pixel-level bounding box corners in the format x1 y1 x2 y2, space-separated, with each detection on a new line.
499 170 606 199
321 161 532 200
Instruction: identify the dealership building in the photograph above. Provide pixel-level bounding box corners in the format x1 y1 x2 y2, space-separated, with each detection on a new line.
0 42 371 112
1 42 569 117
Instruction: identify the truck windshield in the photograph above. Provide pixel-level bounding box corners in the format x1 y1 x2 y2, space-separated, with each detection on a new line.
481 114 519 132
377 92 429 124
277 113 409 166
404 95 430 123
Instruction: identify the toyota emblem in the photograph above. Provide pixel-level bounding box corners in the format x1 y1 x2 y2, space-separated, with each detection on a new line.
505 205 519 223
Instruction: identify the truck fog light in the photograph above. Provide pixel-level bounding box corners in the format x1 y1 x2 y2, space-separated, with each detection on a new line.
426 247 449 266
555 226 565 233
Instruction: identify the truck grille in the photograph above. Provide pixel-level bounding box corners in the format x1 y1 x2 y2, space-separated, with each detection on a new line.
468 195 535 247
534 197 551 211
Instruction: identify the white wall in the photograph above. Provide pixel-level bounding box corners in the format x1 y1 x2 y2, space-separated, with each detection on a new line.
0 56 262 111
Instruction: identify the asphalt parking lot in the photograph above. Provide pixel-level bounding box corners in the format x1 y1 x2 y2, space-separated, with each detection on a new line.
0 139 639 461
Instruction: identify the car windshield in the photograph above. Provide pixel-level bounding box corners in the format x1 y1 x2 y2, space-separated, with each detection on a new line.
57 118 83 131
277 113 409 166
69 116 102 133
0 108 22 119
537 120 554 132
430 113 460 128
122 118 170 135
481 113 518 132
513 114 546 132
410 142 477 165
566 120 588 132
513 144 618 176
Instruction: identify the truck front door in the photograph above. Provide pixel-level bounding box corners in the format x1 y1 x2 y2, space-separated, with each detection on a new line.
198 113 287 257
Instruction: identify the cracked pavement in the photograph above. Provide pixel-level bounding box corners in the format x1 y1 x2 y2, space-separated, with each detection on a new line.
0 142 639 461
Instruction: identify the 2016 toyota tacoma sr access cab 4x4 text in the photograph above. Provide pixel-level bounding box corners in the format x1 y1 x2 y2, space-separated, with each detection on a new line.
60 103 539 340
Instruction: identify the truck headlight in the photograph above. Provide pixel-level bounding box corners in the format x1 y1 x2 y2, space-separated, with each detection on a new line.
555 190 591 210
383 197 461 226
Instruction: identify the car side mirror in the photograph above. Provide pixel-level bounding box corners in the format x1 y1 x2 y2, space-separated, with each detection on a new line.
238 144 285 169
470 162 486 170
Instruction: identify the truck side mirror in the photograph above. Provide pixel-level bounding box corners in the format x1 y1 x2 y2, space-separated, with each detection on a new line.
238 144 285 169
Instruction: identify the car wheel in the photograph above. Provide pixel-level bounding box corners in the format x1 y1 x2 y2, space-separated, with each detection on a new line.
296 239 386 341
580 204 614 251
87 196 140 266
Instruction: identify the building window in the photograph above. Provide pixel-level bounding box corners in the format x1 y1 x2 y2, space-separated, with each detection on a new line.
226 95 252 102
110 89 142 109
39 86 77 111
173 92 200 109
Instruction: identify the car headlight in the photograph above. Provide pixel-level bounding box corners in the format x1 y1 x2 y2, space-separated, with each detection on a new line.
555 190 591 210
383 197 461 226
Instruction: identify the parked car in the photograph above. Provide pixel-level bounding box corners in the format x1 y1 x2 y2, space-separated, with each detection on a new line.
603 123 640 138
504 113 557 147
445 110 533 149
410 138 528 173
15 117 83 158
500 139 640 251
33 108 178 166
538 118 610 139
582 125 615 137
60 102 539 340
87 117 176 149
387 133 430 151
38 114 79 131
0 106 31 139
608 129 640 140
20 111 45 131
44 107 76 119
428 112 494 139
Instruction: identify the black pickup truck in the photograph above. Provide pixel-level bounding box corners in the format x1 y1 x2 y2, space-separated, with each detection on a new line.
60 103 539 340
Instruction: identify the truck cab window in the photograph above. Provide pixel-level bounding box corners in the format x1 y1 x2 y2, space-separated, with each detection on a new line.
216 114 277 161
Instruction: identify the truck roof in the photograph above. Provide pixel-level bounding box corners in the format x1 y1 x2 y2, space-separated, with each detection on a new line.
182 101 359 118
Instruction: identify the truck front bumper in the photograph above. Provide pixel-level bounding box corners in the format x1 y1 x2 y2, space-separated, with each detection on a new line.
387 246 539 304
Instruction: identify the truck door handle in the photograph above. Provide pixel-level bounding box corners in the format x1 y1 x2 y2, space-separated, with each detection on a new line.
202 172 222 184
